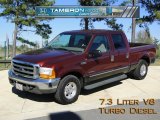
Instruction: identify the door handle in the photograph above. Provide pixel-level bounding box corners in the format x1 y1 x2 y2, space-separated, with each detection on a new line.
111 55 114 62
126 53 129 59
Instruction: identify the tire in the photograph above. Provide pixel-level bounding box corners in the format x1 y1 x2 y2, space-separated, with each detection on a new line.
54 75 81 104
131 60 148 80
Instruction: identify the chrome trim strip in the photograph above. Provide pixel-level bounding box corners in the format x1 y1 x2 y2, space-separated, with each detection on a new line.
89 66 129 77
85 74 127 90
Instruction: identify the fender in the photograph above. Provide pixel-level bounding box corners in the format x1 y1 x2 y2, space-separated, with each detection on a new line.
57 65 85 79
140 52 150 64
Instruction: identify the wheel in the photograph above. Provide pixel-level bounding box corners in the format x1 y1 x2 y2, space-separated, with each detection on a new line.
131 60 148 80
54 75 81 104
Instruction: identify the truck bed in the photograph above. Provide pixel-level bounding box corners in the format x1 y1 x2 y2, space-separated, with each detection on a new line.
129 42 149 48
129 42 156 65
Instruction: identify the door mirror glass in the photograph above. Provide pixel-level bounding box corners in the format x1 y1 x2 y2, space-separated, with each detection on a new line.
88 50 102 58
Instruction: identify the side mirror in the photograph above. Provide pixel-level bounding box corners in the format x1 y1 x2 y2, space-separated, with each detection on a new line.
88 50 102 58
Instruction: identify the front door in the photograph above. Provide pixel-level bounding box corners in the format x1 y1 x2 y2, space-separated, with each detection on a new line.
85 35 113 81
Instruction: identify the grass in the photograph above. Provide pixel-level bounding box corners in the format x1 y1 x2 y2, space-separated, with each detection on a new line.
0 63 11 70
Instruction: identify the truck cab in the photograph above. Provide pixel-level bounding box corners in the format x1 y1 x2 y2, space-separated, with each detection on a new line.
9 30 156 104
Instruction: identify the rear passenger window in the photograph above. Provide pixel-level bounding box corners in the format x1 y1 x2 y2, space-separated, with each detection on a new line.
111 34 126 50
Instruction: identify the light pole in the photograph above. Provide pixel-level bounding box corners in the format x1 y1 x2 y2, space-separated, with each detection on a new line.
4 41 6 67
4 41 6 60
131 0 136 43
6 34 9 58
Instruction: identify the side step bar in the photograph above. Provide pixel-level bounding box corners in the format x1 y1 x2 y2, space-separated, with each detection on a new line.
84 74 127 90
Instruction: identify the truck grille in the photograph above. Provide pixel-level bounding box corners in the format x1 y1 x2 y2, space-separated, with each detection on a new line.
12 60 39 79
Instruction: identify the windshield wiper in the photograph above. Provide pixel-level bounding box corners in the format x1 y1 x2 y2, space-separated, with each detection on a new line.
46 46 68 51
54 47 71 52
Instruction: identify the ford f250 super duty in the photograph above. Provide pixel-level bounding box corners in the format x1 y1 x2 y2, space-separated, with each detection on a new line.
8 30 156 104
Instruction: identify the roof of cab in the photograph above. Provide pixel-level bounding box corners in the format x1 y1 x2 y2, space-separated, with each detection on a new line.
62 29 123 34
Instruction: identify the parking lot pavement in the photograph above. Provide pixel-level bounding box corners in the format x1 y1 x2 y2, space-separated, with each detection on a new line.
0 66 160 120
29 99 160 120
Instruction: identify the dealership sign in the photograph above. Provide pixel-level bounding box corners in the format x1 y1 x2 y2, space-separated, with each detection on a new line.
36 6 139 18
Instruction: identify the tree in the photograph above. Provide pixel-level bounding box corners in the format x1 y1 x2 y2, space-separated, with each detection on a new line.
136 28 153 44
105 18 123 30
138 0 160 24
80 18 94 30
153 38 160 49
79 0 123 30
120 0 138 42
17 37 37 47
120 0 160 23
78 0 95 30
0 0 55 57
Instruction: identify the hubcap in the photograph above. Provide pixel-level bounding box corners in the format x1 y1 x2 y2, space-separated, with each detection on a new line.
140 64 146 76
64 82 77 99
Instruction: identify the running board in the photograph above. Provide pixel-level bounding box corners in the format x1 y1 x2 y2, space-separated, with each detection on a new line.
84 74 127 90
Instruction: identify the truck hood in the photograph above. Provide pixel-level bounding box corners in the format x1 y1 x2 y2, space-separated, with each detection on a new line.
13 48 75 66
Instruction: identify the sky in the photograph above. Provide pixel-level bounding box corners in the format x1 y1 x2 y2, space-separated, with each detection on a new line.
0 0 159 47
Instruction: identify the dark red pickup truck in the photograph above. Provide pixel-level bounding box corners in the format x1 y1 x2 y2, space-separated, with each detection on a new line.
9 30 156 104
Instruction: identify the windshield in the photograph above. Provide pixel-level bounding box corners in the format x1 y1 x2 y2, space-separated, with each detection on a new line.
48 34 91 52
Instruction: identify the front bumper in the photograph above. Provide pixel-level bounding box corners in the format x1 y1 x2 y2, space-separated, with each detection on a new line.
8 70 60 94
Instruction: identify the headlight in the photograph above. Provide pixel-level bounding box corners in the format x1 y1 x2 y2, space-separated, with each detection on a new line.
39 67 56 79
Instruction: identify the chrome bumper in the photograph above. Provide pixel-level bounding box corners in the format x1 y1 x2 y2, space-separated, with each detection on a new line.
8 70 60 94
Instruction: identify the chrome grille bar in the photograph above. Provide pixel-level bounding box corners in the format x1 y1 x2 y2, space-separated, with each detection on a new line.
13 71 34 79
12 60 39 79
13 67 34 74
13 63 34 70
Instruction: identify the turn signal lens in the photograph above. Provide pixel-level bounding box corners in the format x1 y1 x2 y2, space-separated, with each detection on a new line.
39 67 56 79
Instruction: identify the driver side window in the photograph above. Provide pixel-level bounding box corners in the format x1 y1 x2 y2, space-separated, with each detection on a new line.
89 36 109 53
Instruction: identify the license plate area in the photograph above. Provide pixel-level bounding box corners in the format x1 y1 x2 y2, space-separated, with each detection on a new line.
16 83 23 91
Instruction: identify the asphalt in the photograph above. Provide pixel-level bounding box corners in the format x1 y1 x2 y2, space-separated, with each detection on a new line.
0 66 160 120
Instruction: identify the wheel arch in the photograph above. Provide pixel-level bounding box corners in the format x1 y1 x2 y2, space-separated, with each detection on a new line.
140 55 150 65
61 71 84 88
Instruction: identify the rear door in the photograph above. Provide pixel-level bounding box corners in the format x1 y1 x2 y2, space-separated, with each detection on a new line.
110 33 129 72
